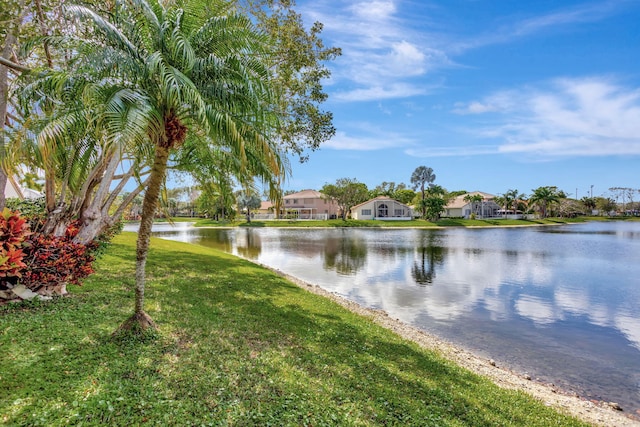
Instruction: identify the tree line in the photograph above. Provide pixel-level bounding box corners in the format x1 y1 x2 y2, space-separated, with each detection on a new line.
317 166 636 221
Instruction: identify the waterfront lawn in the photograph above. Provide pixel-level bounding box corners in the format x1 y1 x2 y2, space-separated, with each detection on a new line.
0 233 589 426
193 217 580 228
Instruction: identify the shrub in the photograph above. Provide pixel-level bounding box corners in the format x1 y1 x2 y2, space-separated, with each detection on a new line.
20 221 98 295
5 197 46 233
0 208 31 280
1 200 122 298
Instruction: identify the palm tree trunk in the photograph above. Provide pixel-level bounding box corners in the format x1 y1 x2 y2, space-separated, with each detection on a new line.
116 145 169 333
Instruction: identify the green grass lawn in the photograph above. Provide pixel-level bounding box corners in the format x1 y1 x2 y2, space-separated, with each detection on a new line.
1 233 589 426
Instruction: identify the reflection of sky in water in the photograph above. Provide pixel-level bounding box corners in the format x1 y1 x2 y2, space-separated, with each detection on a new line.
143 221 640 412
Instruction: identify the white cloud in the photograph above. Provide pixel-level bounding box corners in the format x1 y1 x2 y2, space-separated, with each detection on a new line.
324 126 415 151
303 0 448 102
453 101 498 115
453 1 629 52
405 145 500 158
349 0 396 21
498 78 640 156
446 77 640 158
334 82 429 102
513 1 620 37
302 0 636 104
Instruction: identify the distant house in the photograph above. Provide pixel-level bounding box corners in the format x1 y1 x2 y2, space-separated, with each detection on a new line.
282 189 339 220
2 175 42 200
442 191 500 218
351 196 413 220
257 201 274 215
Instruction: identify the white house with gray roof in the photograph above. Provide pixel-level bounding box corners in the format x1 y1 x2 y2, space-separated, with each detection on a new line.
442 191 500 218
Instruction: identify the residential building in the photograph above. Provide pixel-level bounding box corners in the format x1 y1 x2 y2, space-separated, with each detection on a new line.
351 196 413 220
256 201 274 215
442 191 500 218
282 189 339 220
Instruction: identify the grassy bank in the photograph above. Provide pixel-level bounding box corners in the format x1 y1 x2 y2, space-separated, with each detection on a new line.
1 233 588 426
193 217 586 228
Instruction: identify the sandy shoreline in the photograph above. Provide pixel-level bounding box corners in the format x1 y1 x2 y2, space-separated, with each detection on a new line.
263 265 639 427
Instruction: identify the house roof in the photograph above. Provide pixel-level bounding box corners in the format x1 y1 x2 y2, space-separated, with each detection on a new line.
446 191 496 209
259 201 273 210
351 196 410 211
283 189 325 199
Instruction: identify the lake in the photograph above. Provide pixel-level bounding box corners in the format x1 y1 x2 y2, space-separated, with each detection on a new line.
127 220 640 414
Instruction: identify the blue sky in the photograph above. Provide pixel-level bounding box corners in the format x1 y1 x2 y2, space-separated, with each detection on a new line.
279 0 640 199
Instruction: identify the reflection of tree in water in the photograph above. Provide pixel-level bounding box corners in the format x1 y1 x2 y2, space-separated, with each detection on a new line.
236 229 262 259
196 229 233 253
323 235 367 275
412 233 445 286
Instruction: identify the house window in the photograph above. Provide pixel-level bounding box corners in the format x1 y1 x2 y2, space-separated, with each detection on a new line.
394 209 404 216
293 199 298 204
285 200 290 204
377 204 388 217
362 209 372 215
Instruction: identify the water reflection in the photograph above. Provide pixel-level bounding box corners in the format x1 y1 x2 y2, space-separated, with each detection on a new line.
323 234 367 275
236 228 262 260
411 233 445 286
142 221 640 413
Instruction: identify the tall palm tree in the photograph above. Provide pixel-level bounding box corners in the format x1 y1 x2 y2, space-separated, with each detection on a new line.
529 186 560 218
410 166 435 219
50 0 286 330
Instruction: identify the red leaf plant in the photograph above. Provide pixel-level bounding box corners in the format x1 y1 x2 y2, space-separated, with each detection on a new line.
0 208 31 278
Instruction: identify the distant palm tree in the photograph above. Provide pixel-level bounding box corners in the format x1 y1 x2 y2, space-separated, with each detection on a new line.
411 166 436 218
493 196 505 216
502 189 519 215
529 186 561 218
581 196 596 213
463 193 484 218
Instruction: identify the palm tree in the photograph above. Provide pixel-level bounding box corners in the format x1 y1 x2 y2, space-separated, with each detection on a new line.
502 189 519 215
529 186 561 218
410 166 436 219
581 196 596 213
50 0 286 331
463 193 483 218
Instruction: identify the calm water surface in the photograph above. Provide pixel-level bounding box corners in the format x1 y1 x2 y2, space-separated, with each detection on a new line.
129 221 640 413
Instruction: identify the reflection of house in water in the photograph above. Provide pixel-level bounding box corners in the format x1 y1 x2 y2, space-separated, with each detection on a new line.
351 196 413 220
442 191 500 219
